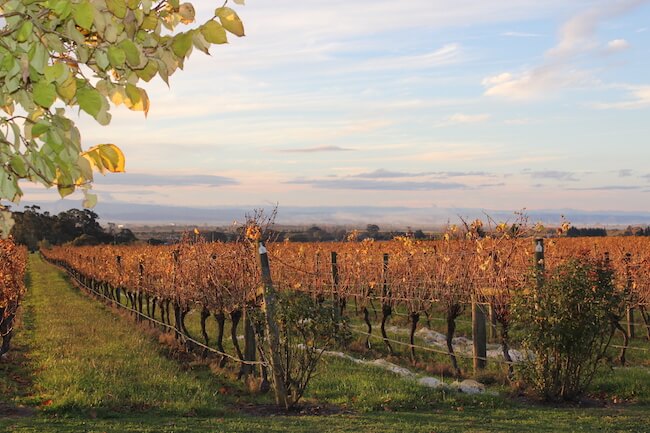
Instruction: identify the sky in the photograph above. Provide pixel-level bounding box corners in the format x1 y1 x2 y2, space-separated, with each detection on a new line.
21 0 650 215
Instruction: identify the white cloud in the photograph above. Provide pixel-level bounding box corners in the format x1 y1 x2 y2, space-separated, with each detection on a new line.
483 67 595 101
436 113 491 127
481 72 513 87
447 113 490 123
605 38 630 52
482 0 648 101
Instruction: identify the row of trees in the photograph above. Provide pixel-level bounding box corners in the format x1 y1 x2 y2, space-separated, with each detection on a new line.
9 206 135 250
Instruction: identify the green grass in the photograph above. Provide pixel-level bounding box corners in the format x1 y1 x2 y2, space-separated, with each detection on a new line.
2 254 650 432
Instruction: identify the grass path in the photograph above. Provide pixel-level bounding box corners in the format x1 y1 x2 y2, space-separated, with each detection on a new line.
1 254 650 432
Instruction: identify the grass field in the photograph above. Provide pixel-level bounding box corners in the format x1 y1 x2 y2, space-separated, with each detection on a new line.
1 254 650 432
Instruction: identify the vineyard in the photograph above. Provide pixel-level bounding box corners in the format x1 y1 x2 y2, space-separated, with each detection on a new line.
39 224 650 397
0 238 27 358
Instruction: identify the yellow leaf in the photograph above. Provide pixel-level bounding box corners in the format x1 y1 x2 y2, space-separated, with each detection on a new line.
82 144 126 173
216 7 245 37
125 84 150 116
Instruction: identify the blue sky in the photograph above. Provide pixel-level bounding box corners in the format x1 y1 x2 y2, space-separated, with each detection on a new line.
24 0 650 213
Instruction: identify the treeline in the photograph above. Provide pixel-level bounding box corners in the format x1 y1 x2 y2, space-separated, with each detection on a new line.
246 224 426 243
148 224 430 245
10 206 136 251
566 227 607 237
623 226 650 237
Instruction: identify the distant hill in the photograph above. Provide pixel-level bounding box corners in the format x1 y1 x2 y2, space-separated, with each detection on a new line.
8 199 650 228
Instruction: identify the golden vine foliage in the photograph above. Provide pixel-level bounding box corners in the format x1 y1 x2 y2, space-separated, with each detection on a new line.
42 235 650 314
0 237 26 311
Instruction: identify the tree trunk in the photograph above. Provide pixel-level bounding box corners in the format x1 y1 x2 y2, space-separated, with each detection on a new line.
613 319 629 365
230 309 244 366
215 311 227 367
362 307 372 349
409 312 419 364
380 304 394 354
173 303 182 340
446 311 460 376
200 307 210 357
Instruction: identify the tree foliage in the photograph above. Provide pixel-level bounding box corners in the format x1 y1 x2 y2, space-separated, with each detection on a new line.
0 0 245 234
513 258 623 401
253 291 352 408
10 204 136 249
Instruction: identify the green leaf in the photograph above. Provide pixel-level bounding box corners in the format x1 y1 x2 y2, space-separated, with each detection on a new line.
31 122 50 138
28 42 48 75
56 74 77 102
95 49 110 70
10 155 27 177
200 20 227 44
134 60 158 82
76 85 103 118
77 154 94 182
118 39 141 67
73 0 94 30
16 21 33 42
106 0 127 18
57 183 76 198
107 46 126 68
171 31 194 58
33 81 57 108
44 63 65 83
0 173 20 203
50 0 73 18
216 7 245 37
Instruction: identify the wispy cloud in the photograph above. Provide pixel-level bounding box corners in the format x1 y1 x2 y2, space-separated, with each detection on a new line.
351 169 492 179
94 173 239 187
277 145 356 153
618 169 633 177
565 185 641 191
478 182 506 188
353 44 463 73
286 178 466 191
524 170 580 181
352 169 419 179
435 113 491 127
482 0 648 100
605 39 630 53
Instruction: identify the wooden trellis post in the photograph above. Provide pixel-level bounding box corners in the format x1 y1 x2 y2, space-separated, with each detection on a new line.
331 251 341 320
257 241 288 409
625 252 635 339
472 300 487 371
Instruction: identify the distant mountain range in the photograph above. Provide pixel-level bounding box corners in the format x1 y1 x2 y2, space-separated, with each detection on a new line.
9 200 650 228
